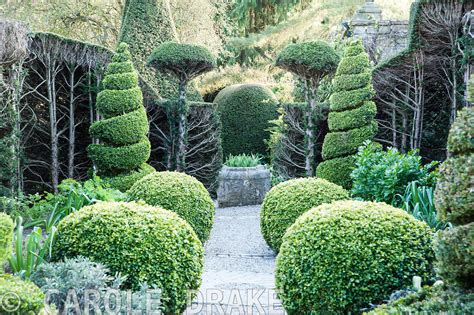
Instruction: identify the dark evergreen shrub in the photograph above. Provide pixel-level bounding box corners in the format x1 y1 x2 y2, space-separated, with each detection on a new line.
317 40 377 188
214 84 278 157
52 201 204 313
88 43 154 191
276 200 434 314
128 171 215 242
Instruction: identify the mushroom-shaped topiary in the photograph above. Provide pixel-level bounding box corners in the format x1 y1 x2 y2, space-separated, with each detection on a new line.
88 42 155 191
276 41 340 176
148 42 216 171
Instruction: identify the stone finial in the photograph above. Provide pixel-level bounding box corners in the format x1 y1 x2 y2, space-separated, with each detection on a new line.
352 0 383 23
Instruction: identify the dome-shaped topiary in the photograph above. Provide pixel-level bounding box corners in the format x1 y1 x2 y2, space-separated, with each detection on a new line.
52 201 203 313
0 213 13 268
128 171 215 242
0 274 45 314
88 42 154 191
435 107 473 225
260 178 349 251
214 84 278 156
275 200 434 314
317 40 377 188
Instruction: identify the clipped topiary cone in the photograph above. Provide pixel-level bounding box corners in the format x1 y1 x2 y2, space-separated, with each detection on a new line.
434 104 473 289
88 42 154 191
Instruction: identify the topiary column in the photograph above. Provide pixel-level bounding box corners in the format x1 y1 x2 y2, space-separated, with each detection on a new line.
88 43 154 191
276 41 340 176
317 40 377 189
434 105 473 289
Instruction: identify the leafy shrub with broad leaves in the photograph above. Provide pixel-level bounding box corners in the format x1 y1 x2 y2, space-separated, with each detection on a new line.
351 141 437 206
276 200 434 314
261 177 349 251
224 154 263 167
0 274 45 314
128 171 215 242
52 201 203 314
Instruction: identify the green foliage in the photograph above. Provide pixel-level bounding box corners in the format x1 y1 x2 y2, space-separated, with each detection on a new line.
0 213 13 267
224 154 263 167
8 217 56 278
276 200 435 314
318 41 377 188
469 74 474 103
128 172 215 242
275 41 340 79
368 285 474 314
434 224 473 289
398 182 448 230
261 178 349 251
316 155 355 189
52 201 204 313
0 274 45 315
214 84 278 156
88 43 154 191
351 141 438 206
103 163 156 193
148 42 216 82
435 107 473 225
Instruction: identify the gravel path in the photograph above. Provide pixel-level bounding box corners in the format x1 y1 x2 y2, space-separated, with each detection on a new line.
185 205 285 314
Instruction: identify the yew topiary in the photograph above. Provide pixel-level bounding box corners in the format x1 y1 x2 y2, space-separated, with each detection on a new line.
128 171 215 242
52 201 204 313
88 43 154 191
317 40 377 188
276 200 434 314
260 178 349 251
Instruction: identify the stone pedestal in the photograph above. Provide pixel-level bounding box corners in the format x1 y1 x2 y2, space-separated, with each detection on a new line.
217 166 271 208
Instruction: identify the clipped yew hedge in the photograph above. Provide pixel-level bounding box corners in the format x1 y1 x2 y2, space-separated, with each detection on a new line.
276 200 434 314
52 201 204 313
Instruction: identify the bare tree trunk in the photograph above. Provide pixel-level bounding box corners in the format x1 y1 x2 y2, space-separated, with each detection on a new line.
391 107 397 148
176 81 187 172
303 78 320 177
67 65 76 178
46 55 59 192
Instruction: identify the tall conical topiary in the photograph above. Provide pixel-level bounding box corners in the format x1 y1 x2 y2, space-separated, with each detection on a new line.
317 40 377 189
434 105 473 289
88 43 154 191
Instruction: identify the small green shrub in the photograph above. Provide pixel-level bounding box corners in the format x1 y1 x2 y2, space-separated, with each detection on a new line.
434 224 473 288
128 171 215 242
261 178 349 251
0 213 13 267
276 200 435 314
315 155 355 189
351 141 438 206
0 274 45 314
52 201 204 313
224 154 263 167
214 84 278 157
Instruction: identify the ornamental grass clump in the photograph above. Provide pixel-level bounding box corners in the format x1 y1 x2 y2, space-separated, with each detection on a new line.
261 177 349 251
276 41 339 176
88 42 154 191
275 200 434 314
128 171 215 242
52 201 204 313
317 40 377 188
224 154 263 168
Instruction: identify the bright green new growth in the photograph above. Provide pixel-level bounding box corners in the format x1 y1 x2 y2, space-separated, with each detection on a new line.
276 200 434 314
88 43 154 191
214 84 278 156
317 40 377 188
128 171 215 242
52 201 204 313
0 213 13 271
0 274 45 314
224 154 263 168
261 178 349 251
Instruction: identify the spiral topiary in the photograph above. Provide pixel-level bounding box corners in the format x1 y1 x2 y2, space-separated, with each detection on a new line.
0 213 13 270
317 40 377 188
88 42 154 191
52 201 204 313
214 84 278 157
276 200 434 314
128 171 215 242
260 178 349 251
